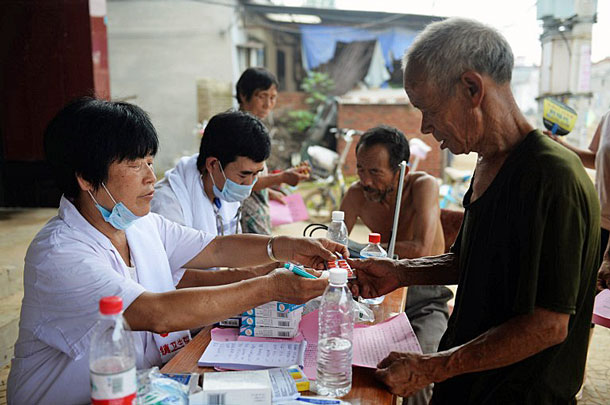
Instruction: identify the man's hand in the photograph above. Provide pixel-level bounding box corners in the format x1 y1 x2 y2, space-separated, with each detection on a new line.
275 236 349 270
598 259 610 292
282 166 310 186
347 258 402 298
375 352 445 398
266 268 328 304
268 188 286 204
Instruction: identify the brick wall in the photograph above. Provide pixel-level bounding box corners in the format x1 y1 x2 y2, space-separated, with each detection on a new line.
276 91 308 112
275 91 444 178
337 103 443 178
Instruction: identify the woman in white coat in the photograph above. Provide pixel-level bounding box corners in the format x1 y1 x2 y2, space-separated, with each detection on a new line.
7 98 341 405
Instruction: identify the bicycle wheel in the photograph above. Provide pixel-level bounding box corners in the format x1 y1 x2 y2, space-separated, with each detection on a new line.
303 189 336 223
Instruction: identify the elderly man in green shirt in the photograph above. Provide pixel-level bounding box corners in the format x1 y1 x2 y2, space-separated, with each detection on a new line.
349 18 600 404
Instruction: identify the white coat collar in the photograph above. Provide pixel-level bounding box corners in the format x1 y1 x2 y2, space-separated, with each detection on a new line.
58 195 115 251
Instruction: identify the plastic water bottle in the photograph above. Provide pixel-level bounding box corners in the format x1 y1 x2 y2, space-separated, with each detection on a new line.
359 233 387 305
90 296 137 405
326 211 348 247
316 268 354 397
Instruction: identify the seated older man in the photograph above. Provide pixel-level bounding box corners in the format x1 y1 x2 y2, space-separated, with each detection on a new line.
349 18 600 404
340 125 452 405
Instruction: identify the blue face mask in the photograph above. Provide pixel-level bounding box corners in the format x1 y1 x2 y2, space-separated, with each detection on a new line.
88 183 142 230
210 162 257 203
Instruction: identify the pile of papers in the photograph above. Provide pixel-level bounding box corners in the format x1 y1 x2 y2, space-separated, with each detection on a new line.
240 301 304 338
202 309 422 381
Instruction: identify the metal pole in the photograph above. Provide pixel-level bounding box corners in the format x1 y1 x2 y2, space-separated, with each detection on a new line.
388 161 407 258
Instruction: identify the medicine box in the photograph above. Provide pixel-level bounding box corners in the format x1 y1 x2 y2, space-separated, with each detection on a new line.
286 365 310 392
241 315 300 329
217 316 241 327
191 370 271 405
239 325 299 338
242 306 304 319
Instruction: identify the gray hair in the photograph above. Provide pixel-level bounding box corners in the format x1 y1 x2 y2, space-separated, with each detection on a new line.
402 18 514 93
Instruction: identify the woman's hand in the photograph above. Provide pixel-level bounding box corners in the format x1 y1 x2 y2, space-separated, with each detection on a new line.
273 236 349 270
266 268 328 303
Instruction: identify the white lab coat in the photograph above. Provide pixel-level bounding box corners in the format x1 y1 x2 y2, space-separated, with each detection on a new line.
151 154 241 236
7 196 213 405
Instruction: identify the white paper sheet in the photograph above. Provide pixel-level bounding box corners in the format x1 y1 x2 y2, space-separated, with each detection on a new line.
198 340 307 370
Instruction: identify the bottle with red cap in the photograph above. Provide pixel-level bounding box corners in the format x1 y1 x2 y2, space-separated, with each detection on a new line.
359 233 387 305
89 296 137 405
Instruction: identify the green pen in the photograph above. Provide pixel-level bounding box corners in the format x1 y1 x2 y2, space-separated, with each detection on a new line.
284 262 318 279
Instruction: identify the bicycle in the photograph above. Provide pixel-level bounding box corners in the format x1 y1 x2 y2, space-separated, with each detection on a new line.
439 167 473 209
298 128 361 222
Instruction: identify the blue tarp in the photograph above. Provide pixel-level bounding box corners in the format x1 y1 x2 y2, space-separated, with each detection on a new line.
300 25 418 71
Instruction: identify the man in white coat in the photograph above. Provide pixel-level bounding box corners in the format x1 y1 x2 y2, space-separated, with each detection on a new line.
151 110 278 277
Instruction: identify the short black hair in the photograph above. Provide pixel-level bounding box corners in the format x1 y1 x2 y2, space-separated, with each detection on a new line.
44 97 159 199
356 125 410 171
197 110 271 171
235 67 278 104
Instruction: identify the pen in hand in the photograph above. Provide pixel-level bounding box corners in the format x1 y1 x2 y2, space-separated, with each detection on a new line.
284 263 318 279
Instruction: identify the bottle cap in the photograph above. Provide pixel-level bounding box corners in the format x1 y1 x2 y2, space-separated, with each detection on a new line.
331 211 344 221
368 233 381 244
100 296 123 315
329 267 348 284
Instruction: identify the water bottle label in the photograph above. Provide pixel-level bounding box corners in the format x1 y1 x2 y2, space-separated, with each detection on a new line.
91 367 136 404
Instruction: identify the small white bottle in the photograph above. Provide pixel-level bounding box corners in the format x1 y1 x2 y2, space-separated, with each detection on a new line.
326 211 348 247
90 296 137 405
359 233 388 305
316 268 354 397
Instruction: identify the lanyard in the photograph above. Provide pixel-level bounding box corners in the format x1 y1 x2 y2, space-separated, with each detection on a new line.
213 198 241 236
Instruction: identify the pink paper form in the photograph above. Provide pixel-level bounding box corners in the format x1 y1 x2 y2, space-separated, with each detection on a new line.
352 312 422 368
298 310 422 380
269 193 309 227
593 289 610 328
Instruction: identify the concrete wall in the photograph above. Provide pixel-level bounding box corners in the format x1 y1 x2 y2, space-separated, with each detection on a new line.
107 0 241 172
512 65 541 127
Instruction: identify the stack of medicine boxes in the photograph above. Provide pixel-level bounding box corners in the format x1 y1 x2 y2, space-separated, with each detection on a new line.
240 301 304 338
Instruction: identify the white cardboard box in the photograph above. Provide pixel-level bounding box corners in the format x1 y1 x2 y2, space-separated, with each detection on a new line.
190 370 271 405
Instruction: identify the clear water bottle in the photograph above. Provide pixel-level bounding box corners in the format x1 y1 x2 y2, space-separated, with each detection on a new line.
359 233 387 305
326 211 348 247
316 268 354 397
90 296 137 405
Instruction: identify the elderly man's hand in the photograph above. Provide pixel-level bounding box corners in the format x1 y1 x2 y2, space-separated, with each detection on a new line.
375 351 445 398
347 257 402 298
597 259 610 292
